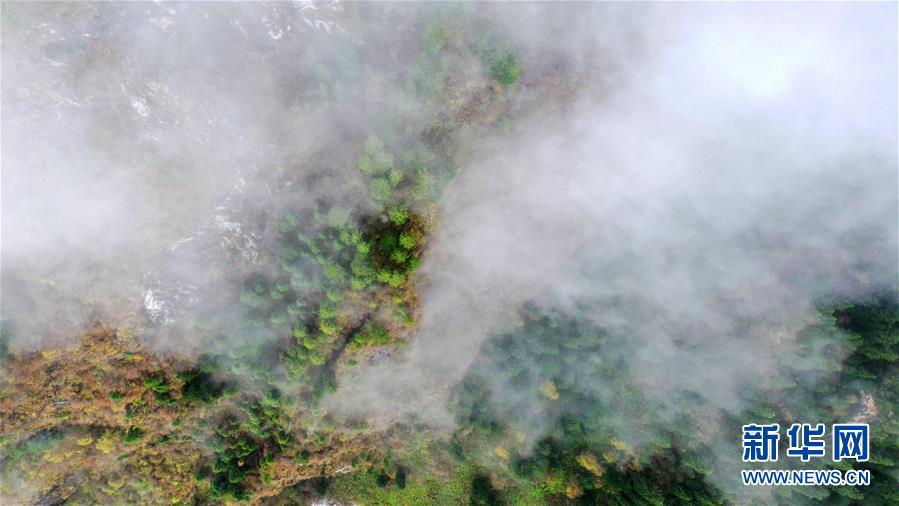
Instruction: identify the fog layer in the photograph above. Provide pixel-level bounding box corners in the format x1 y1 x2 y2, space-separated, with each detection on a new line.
2 3 895 497
328 1 896 435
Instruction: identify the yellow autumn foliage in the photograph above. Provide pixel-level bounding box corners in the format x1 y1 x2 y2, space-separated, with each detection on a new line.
610 438 632 453
565 481 584 499
42 450 65 463
539 379 559 400
106 476 125 491
96 431 117 454
576 452 604 477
